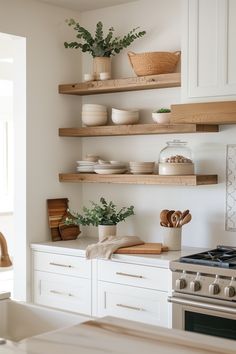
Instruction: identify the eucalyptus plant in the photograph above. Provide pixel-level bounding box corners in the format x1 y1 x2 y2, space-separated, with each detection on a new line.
64 19 146 57
66 197 135 226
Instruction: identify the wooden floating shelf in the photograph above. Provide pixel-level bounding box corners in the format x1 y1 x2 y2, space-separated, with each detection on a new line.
59 173 218 186
59 123 219 137
59 73 181 96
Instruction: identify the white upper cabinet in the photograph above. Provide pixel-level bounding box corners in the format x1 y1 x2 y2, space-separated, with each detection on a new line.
182 0 236 102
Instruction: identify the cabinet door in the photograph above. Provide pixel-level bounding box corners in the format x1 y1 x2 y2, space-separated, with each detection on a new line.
182 0 236 101
34 271 91 315
98 282 169 327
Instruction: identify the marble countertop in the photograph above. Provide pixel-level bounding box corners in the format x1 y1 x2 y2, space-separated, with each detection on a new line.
1 316 235 354
31 237 205 267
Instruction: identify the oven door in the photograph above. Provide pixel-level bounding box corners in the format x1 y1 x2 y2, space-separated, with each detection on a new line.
169 293 236 340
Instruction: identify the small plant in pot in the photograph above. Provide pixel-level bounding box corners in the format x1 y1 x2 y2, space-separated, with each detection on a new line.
64 19 146 79
152 108 171 124
66 197 135 241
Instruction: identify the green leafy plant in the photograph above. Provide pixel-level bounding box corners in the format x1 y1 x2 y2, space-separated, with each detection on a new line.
155 108 171 113
64 19 146 57
66 197 135 226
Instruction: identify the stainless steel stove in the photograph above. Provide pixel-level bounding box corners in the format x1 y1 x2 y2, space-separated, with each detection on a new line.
169 246 236 340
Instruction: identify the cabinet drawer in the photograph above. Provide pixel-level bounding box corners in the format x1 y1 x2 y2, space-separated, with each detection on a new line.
34 271 91 315
98 260 169 291
98 282 169 327
33 251 91 278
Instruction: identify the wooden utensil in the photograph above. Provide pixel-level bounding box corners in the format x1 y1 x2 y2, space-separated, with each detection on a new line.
171 211 182 228
166 210 175 227
180 213 192 226
160 209 169 225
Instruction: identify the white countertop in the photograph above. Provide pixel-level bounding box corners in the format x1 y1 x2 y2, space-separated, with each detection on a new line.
1 316 234 354
31 237 205 267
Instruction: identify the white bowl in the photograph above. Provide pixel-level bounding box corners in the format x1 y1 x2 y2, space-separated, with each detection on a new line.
82 104 107 112
112 108 139 114
82 114 108 126
112 113 139 125
152 112 171 124
82 112 107 117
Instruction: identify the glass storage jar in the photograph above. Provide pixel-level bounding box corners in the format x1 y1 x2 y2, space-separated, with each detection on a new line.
159 140 194 175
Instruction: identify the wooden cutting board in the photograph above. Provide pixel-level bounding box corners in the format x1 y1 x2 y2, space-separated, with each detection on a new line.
115 243 168 254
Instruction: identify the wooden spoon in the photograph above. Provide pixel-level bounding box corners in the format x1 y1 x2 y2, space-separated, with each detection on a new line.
160 209 169 225
171 211 182 228
180 213 192 226
166 210 175 227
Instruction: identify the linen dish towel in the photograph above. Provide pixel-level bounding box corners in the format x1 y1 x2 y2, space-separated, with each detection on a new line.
86 236 144 259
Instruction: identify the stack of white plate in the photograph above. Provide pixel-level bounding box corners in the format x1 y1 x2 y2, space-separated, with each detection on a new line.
82 104 108 126
94 162 127 175
111 108 139 125
129 161 155 174
76 160 96 173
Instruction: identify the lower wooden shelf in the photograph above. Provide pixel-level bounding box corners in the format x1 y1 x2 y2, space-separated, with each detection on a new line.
59 173 218 186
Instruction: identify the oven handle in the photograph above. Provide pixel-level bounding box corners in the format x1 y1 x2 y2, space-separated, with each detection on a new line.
168 296 236 315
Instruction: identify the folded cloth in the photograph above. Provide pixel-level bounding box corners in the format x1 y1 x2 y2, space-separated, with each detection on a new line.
86 236 144 260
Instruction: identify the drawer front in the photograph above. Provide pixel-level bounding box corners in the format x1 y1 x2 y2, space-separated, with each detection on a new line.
98 282 169 327
33 251 91 278
34 271 91 315
98 260 169 291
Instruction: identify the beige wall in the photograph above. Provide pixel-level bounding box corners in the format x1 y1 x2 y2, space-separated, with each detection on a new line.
0 0 83 300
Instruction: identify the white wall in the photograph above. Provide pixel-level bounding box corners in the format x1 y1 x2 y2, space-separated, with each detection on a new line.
0 0 83 300
79 0 236 248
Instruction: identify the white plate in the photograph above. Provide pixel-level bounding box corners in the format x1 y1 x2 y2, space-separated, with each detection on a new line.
76 161 96 165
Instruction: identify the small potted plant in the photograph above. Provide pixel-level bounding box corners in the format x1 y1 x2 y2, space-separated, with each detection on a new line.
64 19 146 79
66 197 135 241
152 108 171 124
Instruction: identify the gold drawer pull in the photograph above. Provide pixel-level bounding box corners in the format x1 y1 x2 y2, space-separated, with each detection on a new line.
116 303 144 311
116 271 143 279
49 262 73 268
50 290 73 297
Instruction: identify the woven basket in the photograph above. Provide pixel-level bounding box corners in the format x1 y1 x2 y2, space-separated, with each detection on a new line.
128 51 181 76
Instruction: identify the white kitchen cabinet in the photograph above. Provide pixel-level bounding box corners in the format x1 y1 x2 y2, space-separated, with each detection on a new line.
182 0 236 101
32 250 92 316
97 259 171 328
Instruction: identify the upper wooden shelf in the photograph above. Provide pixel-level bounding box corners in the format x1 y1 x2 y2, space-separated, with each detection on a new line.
59 123 219 137
58 73 181 96
59 173 218 186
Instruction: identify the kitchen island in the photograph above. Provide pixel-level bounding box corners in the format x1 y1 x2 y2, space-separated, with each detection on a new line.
1 316 234 354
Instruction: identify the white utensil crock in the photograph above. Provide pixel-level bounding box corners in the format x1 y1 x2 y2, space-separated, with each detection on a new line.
162 226 182 251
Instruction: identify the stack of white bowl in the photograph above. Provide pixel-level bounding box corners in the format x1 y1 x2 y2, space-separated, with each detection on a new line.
82 104 108 126
111 108 139 125
76 160 96 173
94 161 127 175
129 161 155 174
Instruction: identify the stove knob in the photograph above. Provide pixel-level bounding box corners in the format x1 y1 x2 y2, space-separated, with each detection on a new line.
209 283 220 295
176 278 187 290
190 280 201 292
224 286 235 298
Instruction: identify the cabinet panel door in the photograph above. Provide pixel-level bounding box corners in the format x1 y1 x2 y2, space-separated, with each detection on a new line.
34 271 91 315
98 260 170 291
98 282 169 327
183 0 236 100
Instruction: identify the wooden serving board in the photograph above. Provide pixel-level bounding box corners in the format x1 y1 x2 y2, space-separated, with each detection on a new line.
47 198 68 241
115 243 168 254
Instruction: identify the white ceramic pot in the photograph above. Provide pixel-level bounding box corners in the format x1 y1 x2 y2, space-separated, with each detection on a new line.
98 224 117 241
152 112 171 124
161 226 182 251
93 57 112 80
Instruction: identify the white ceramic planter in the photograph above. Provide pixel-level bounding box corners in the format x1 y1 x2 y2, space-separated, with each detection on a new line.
161 226 182 251
152 112 171 124
98 224 117 241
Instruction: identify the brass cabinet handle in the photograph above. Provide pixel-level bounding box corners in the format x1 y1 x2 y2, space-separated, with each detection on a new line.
116 271 143 279
116 303 144 311
50 290 73 297
49 262 73 268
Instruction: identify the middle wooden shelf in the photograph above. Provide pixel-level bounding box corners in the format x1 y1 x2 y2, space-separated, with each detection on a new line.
59 123 219 137
59 173 218 186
